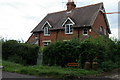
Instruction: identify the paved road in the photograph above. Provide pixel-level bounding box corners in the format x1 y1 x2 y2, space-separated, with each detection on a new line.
1 71 62 80
2 71 41 78
1 71 119 80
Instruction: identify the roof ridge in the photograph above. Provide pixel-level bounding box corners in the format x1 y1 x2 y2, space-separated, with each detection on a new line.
76 2 103 9
48 2 103 15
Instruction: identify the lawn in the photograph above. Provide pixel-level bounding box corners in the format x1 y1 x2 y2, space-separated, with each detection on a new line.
2 61 100 78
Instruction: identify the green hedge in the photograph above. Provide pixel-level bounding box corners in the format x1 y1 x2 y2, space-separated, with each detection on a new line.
43 37 104 67
43 39 81 67
2 40 39 65
43 36 120 69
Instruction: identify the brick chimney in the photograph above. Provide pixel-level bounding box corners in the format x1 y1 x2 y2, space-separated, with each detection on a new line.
66 0 76 11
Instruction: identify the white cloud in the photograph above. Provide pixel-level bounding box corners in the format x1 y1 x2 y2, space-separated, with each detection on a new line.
0 0 119 41
110 28 118 39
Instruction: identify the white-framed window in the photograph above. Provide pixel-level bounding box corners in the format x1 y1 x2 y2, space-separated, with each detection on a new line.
83 29 88 35
65 24 73 34
100 26 103 32
43 42 50 46
44 27 50 36
104 29 106 35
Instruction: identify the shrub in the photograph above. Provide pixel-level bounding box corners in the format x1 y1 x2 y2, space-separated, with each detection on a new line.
101 61 119 72
2 40 39 65
43 37 106 67
114 41 120 62
43 36 120 70
43 39 81 67
80 39 106 68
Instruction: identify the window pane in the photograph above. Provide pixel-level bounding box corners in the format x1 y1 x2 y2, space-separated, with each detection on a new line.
70 25 73 33
48 28 50 34
83 29 88 35
65 25 69 33
44 27 47 34
43 42 47 46
100 27 103 32
44 27 50 35
104 29 106 35
43 42 50 46
65 24 73 34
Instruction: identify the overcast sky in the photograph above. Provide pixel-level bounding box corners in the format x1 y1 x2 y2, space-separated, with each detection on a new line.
0 0 119 41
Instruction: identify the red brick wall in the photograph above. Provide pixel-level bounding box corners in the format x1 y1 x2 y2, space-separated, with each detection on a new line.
92 12 109 37
39 29 78 47
39 28 92 47
27 34 35 43
39 31 56 47
27 12 110 47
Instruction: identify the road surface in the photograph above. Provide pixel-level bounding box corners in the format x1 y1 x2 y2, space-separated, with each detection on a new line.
1 71 119 80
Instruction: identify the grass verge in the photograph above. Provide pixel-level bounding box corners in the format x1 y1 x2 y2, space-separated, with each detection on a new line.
2 61 100 78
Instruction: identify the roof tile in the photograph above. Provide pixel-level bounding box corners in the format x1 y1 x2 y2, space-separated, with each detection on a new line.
32 2 103 32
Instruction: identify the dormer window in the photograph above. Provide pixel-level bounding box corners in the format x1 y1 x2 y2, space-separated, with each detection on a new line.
62 17 75 35
65 24 73 34
42 21 52 36
44 27 50 36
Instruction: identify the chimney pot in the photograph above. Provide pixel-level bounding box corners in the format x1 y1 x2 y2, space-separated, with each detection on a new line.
66 1 76 11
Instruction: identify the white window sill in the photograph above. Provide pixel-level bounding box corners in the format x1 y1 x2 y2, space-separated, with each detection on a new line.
83 34 88 36
65 33 73 35
44 34 50 36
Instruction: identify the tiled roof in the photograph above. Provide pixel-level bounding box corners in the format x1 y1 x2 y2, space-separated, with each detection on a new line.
32 2 111 33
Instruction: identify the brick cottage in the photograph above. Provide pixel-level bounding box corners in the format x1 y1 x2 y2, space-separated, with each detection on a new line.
27 1 111 47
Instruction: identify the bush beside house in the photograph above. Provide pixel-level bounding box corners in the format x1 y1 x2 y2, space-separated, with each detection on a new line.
43 36 120 71
43 39 81 67
1 37 120 71
2 40 39 65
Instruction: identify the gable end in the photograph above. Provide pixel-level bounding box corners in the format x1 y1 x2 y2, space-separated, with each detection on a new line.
62 17 75 27
42 21 52 29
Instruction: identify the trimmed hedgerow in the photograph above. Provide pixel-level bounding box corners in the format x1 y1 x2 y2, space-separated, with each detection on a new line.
43 36 120 70
2 40 39 65
43 39 81 67
43 37 105 67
